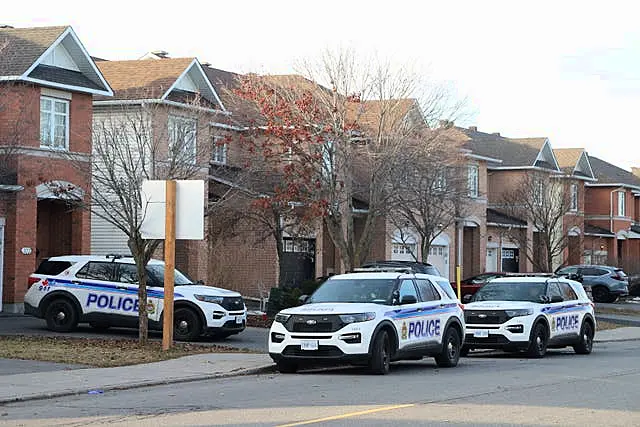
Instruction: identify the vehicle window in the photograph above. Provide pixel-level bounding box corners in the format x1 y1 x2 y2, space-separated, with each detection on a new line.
472 282 546 303
437 279 457 300
308 278 396 304
580 267 606 276
547 282 563 299
35 260 73 276
75 262 115 281
399 280 419 302
416 279 441 302
614 269 627 277
559 282 578 301
116 264 139 284
146 264 193 287
557 266 578 275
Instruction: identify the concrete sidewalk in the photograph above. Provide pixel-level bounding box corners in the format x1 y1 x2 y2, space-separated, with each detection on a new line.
1 327 640 405
0 352 274 405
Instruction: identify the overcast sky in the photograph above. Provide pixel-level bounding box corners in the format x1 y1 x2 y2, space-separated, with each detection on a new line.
5 0 639 171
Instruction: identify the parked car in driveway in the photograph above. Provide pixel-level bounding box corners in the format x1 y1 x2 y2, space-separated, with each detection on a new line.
555 265 629 303
456 273 510 296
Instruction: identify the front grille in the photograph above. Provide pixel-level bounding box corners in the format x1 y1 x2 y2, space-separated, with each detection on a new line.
465 310 509 325
223 319 245 329
284 315 344 333
464 334 511 345
221 296 244 311
282 345 344 358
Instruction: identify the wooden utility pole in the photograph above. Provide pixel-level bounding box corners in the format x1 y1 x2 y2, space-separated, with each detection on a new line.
162 180 177 350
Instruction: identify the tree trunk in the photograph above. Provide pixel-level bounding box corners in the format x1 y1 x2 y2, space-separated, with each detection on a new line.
273 208 287 288
128 234 148 346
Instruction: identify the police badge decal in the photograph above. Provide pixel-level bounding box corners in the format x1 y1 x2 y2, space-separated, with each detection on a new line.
401 321 408 340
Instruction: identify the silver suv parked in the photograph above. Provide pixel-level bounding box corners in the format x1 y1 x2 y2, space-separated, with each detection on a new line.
555 265 629 303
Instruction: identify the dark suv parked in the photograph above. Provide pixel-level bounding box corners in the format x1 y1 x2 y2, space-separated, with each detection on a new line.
555 265 629 303
360 260 443 277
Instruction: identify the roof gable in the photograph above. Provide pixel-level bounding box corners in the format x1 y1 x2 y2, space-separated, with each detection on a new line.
553 148 595 179
0 26 112 96
162 59 225 110
533 139 560 171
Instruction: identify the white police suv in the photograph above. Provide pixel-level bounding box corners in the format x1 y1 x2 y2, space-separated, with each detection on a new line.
24 255 247 341
269 269 465 374
462 276 595 357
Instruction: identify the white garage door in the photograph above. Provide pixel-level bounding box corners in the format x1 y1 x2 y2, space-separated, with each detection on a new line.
428 245 449 280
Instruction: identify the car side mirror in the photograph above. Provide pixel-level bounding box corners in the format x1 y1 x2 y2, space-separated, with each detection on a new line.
400 295 417 305
550 295 564 303
298 294 309 305
462 294 473 304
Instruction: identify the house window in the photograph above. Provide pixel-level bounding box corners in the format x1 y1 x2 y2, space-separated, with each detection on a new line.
533 180 544 206
618 191 626 217
168 116 197 164
212 137 227 164
40 96 69 150
467 165 479 198
434 170 446 191
570 184 578 212
392 243 416 255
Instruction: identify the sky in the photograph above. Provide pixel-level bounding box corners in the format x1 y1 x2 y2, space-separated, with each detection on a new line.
4 0 640 171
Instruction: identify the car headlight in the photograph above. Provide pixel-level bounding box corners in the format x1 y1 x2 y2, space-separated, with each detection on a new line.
505 309 533 318
339 312 376 324
275 313 291 324
194 294 224 304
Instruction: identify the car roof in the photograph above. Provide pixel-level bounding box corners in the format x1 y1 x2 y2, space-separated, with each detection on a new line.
46 255 164 265
330 272 444 281
489 277 570 284
562 264 616 269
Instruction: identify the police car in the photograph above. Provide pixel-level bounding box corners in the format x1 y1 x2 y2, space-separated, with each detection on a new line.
462 276 595 357
269 268 465 374
24 255 247 341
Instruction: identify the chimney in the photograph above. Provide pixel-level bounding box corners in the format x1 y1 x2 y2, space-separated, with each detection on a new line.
632 167 640 178
151 50 169 58
492 132 501 136
438 120 454 129
469 126 477 132
0 25 14 29
201 62 211 67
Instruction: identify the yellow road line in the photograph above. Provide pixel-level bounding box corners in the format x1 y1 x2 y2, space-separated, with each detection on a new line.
275 404 416 427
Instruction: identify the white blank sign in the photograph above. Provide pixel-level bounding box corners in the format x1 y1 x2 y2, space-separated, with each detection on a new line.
140 180 204 240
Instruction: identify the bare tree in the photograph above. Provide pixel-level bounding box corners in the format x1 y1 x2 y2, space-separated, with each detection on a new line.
388 128 468 263
500 172 577 272
236 49 466 271
59 99 215 344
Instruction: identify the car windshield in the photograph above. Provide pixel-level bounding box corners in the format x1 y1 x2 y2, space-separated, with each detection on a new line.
472 282 546 303
146 265 193 286
308 278 396 304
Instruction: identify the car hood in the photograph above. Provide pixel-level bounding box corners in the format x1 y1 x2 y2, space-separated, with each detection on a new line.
174 285 241 298
465 301 539 310
281 302 384 315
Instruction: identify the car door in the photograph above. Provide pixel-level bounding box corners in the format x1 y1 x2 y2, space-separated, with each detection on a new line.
114 263 163 323
416 279 446 347
74 261 121 317
394 279 427 351
558 281 582 338
546 282 578 341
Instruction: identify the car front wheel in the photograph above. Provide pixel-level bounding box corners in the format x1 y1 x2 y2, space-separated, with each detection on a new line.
527 323 548 358
173 307 202 341
369 330 391 375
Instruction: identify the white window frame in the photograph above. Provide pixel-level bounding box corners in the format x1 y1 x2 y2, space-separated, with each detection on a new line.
618 191 626 217
212 136 227 164
533 180 544 206
467 164 479 198
40 96 69 150
168 115 197 164
570 183 578 212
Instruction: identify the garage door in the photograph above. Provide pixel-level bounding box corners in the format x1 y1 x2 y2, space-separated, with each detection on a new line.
428 245 449 280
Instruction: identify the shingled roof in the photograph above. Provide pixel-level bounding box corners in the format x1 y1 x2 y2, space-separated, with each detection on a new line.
588 155 640 189
0 26 67 76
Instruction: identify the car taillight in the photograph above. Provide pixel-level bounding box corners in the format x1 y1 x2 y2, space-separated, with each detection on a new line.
28 276 40 287
612 273 624 281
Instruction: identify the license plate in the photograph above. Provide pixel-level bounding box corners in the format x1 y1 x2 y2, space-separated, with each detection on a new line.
473 329 489 338
235 316 243 324
300 340 319 351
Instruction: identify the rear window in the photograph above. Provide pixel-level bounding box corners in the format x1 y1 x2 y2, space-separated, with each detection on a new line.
436 279 458 300
35 260 73 276
615 269 627 277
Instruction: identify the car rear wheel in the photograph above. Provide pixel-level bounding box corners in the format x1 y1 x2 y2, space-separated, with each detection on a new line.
592 286 617 303
173 307 202 341
44 298 79 332
369 330 391 375
526 323 548 358
435 327 461 367
573 321 594 355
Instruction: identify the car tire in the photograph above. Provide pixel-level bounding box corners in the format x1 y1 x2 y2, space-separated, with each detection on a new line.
573 321 594 355
89 322 111 331
592 286 616 303
44 298 79 332
173 307 202 341
435 327 461 367
369 330 391 375
526 322 548 358
276 360 298 373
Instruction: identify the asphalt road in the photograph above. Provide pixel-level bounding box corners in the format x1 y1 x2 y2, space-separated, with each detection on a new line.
0 314 269 352
2 340 640 426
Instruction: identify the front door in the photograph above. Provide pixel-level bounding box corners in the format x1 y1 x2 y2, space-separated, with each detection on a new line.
501 248 520 272
394 279 426 351
486 248 498 272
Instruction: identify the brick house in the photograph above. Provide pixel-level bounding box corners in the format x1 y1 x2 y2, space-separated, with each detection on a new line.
0 26 112 312
90 55 228 284
584 155 640 269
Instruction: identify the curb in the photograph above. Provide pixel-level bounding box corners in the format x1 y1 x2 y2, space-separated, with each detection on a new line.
595 338 640 343
0 363 276 406
596 314 640 327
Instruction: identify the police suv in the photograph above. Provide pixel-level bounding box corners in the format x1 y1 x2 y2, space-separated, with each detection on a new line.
269 268 465 374
462 276 595 357
24 255 246 341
